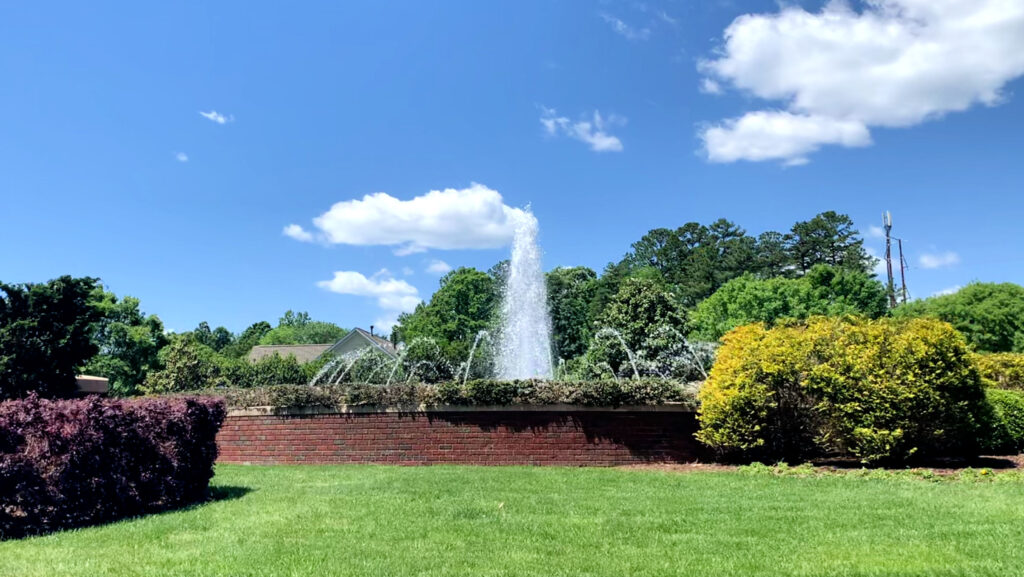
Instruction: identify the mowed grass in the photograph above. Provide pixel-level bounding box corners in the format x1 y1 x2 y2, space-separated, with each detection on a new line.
3 465 1024 577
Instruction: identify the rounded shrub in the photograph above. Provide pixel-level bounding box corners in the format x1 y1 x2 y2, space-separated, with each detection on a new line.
986 389 1024 453
697 316 995 464
974 352 1024 391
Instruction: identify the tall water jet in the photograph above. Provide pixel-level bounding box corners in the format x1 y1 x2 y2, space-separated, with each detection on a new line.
497 209 553 379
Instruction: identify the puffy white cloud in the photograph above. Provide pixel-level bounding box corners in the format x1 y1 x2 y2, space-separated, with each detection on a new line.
317 269 421 322
698 0 1024 164
933 285 962 297
540 107 625 152
285 183 527 255
600 13 650 40
174 152 189 163
702 111 871 166
426 259 452 275
282 224 314 242
199 110 234 124
919 251 960 269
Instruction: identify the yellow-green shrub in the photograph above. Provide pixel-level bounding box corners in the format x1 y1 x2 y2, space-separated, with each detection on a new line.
974 353 1024 391
697 316 994 463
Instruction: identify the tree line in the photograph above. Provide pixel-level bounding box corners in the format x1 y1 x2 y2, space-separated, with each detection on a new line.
3 210 1024 398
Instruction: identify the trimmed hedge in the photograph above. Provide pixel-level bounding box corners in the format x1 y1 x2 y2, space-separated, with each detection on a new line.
987 389 1024 453
974 352 1024 391
195 379 697 410
697 316 995 464
0 395 225 539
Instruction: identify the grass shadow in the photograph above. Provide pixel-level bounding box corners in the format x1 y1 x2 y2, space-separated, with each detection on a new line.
2 485 256 542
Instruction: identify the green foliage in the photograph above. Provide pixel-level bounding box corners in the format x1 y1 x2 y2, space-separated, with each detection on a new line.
986 389 1024 453
141 336 219 394
546 266 597 361
690 265 888 341
394 267 499 365
599 278 687 352
220 321 272 359
258 311 348 346
84 289 168 396
196 378 695 409
0 276 101 399
697 317 994 464
894 283 1024 353
974 352 1024 391
786 211 872 275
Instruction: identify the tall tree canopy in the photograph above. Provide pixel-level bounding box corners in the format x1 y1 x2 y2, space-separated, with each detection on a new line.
690 265 889 341
0 276 101 399
547 266 597 361
394 267 499 363
84 289 168 396
894 283 1024 353
785 211 873 275
258 310 348 345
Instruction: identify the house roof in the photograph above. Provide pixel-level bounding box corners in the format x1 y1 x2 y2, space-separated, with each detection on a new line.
247 344 333 363
328 328 397 358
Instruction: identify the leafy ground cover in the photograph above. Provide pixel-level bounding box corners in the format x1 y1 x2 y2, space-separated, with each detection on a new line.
3 464 1024 576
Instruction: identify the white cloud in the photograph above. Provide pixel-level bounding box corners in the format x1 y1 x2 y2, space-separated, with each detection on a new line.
698 0 1024 164
540 107 625 152
699 78 722 95
657 10 678 26
282 224 314 242
866 225 886 239
317 269 422 324
701 111 870 166
933 285 962 297
285 183 528 255
199 110 234 124
426 259 452 275
600 13 650 40
919 251 960 269
174 152 189 163
866 247 888 277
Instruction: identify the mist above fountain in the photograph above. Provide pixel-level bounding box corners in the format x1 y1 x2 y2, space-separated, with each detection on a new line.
497 209 553 379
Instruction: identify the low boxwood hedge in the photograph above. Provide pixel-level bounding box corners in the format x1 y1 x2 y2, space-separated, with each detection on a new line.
0 395 225 540
193 379 698 410
987 388 1024 453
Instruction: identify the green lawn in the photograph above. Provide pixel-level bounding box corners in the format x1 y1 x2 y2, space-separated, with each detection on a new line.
3 465 1024 577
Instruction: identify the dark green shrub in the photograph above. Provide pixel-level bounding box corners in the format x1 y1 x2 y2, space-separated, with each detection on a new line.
698 316 994 464
986 389 1024 453
195 379 695 410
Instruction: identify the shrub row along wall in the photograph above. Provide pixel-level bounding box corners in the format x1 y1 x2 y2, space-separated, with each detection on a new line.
216 405 703 466
0 396 225 540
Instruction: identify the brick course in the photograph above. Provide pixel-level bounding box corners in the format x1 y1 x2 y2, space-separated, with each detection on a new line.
216 407 703 466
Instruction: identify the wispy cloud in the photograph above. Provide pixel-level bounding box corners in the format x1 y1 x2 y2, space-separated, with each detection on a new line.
600 13 650 41
199 110 234 125
919 251 960 269
282 224 314 242
426 259 452 275
657 10 678 26
317 269 421 331
865 225 885 239
933 286 962 297
174 152 189 163
540 106 625 152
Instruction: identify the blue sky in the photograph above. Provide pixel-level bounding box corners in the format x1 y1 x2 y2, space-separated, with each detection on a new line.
2 0 1023 333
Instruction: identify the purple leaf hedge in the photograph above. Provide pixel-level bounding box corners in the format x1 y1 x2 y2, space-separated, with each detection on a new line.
0 395 225 539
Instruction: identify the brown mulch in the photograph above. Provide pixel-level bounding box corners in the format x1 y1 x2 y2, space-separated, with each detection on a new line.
620 454 1024 475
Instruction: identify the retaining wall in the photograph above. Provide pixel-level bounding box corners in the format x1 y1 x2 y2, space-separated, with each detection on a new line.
216 405 702 466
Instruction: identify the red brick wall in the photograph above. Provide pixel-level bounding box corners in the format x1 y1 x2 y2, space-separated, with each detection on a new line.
216 408 703 466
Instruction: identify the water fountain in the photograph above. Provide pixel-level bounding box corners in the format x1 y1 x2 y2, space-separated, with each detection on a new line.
497 209 553 379
462 330 491 384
